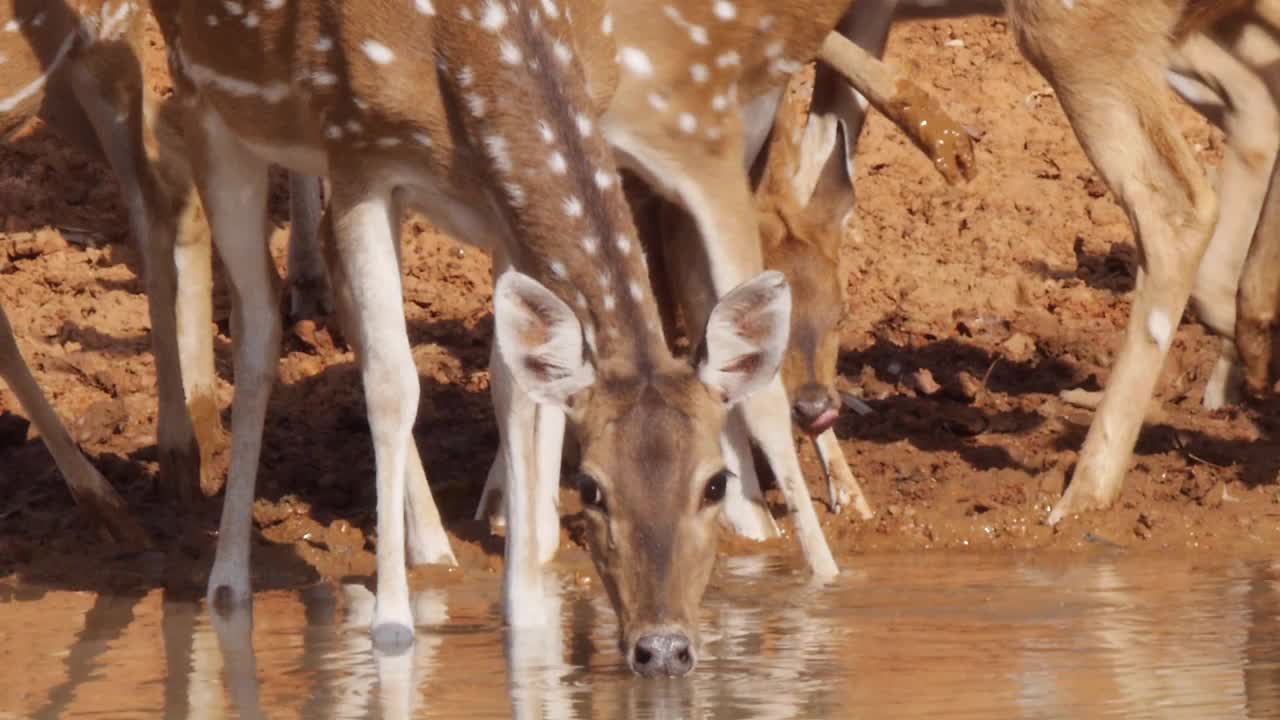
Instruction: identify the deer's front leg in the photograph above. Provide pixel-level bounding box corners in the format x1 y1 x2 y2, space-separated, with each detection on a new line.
187 106 279 611
327 180 419 649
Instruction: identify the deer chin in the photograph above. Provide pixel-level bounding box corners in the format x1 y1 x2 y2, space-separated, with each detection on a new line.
800 406 840 436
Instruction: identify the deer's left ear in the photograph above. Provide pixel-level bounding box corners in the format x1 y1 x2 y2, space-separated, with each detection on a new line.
493 271 596 409
697 271 792 405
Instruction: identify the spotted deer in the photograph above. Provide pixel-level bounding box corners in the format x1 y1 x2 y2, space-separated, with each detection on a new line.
465 3 979 608
0 0 217 545
151 0 801 673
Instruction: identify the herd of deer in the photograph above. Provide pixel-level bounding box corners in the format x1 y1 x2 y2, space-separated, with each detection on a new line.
2 0 1278 677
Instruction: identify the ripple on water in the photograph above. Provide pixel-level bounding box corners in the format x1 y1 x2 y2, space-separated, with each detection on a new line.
5 553 1280 718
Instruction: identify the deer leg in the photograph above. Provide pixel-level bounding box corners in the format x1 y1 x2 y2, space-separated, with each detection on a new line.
287 174 332 323
813 429 873 520
0 303 147 545
609 119 837 578
64 52 208 505
188 108 279 611
1009 2 1217 524
1236 153 1280 397
1176 31 1280 408
487 251 563 624
327 181 420 649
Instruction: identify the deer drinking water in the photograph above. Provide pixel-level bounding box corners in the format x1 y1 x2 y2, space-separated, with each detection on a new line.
151 0 800 674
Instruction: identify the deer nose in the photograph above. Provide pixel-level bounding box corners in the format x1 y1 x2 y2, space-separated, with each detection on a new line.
631 632 695 677
792 383 838 434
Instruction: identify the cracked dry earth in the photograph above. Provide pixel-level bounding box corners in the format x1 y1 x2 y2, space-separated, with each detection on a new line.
4 13 1280 599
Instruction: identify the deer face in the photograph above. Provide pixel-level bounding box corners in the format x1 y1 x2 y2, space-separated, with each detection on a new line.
494 270 791 677
759 195 845 437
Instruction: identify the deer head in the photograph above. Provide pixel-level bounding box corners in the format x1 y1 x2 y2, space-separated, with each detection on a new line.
495 268 791 676
755 80 853 437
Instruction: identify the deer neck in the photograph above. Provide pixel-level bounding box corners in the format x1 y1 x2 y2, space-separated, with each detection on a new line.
430 5 671 377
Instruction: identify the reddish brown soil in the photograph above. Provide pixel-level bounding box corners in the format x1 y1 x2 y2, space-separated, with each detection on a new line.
3 15 1279 596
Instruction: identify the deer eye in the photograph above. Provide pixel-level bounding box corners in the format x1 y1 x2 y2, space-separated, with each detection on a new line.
702 469 732 507
575 473 607 513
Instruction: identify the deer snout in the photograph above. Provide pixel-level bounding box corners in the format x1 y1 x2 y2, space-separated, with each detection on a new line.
631 631 695 677
792 383 839 435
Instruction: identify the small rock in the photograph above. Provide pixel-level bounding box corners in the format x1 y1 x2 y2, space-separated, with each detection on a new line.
1002 332 1036 361
910 368 942 396
1200 480 1228 508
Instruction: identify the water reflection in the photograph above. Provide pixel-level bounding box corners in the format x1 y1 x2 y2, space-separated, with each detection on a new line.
7 554 1280 717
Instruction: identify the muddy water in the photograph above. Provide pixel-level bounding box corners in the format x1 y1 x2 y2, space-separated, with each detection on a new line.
4 550 1280 718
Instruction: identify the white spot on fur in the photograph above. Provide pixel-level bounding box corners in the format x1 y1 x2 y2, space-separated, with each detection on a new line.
325 125 342 140
206 14 218 25
713 1 737 20
505 182 526 207
576 114 593 136
416 0 437 14
411 132 433 147
716 51 740 69
315 35 334 51
538 120 555 143
601 12 613 34
758 15 775 31
690 63 709 83
550 261 567 279
711 94 728 112
458 66 474 87
1147 309 1173 352
603 293 616 312
582 235 599 254
312 70 338 86
594 170 614 190
553 40 572 65
629 281 644 301
648 92 669 112
265 0 285 9
564 197 583 218
362 40 396 65
615 234 632 254
618 46 653 77
223 0 244 15
541 0 559 19
467 94 487 117
548 152 567 174
485 134 512 173
499 39 522 65
243 12 259 27
481 0 508 31
678 113 697 134
377 137 402 148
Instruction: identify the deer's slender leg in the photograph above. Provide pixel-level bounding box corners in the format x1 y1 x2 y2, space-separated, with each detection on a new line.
65 44 208 506
287 174 331 322
1008 0 1218 524
1177 30 1280 408
1236 150 1280 397
188 106 279 611
326 180 417 648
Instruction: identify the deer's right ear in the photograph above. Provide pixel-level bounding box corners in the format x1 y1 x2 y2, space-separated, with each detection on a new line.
494 271 596 409
697 271 792 405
